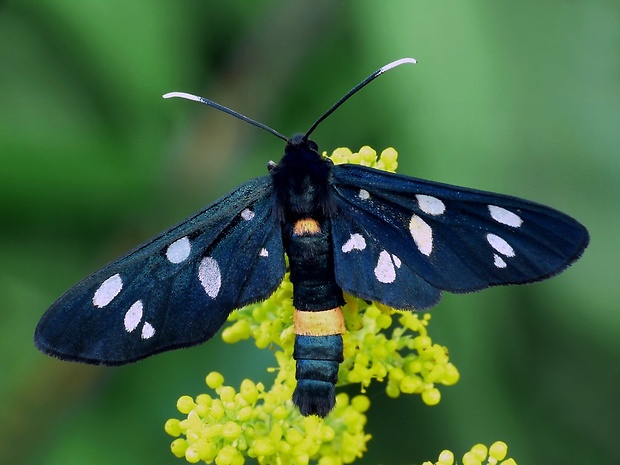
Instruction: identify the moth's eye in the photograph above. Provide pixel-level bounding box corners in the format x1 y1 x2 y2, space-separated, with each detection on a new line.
308 140 319 151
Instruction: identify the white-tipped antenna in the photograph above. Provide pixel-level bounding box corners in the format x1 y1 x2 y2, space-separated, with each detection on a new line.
163 92 288 142
304 57 417 139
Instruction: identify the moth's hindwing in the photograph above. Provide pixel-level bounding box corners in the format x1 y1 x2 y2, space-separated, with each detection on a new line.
35 176 285 365
330 164 589 310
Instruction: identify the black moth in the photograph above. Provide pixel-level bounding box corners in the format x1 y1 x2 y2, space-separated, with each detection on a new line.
35 58 589 417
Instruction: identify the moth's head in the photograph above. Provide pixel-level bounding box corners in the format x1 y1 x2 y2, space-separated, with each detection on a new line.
285 134 319 153
267 134 322 174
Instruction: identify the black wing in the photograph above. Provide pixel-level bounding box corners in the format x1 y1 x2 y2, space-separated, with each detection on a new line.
330 164 589 310
35 176 285 365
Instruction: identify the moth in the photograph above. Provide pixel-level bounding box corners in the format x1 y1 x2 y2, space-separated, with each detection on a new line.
35 58 589 417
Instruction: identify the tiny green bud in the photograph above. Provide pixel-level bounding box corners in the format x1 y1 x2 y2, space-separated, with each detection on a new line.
351 395 370 412
176 395 195 414
489 441 508 460
470 443 488 460
421 387 441 406
164 418 182 437
206 371 224 389
170 438 188 458
462 450 482 465
437 449 455 465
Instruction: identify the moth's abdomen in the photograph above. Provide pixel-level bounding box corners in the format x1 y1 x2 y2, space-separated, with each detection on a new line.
286 218 345 417
287 219 343 311
293 334 343 417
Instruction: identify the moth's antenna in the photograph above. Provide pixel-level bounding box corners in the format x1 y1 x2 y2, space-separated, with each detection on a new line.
304 57 417 140
163 92 288 142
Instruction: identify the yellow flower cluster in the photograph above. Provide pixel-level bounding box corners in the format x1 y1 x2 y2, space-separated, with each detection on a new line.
340 301 459 405
422 441 517 465
328 146 398 171
165 370 370 465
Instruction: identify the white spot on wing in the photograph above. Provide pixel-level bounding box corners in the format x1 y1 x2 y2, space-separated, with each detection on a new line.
124 300 143 332
358 189 370 200
392 254 401 268
342 233 367 253
198 257 221 298
374 250 397 283
141 322 155 339
241 208 255 221
416 195 445 216
93 274 123 308
166 236 191 264
409 215 433 256
259 248 269 257
486 233 515 257
494 254 507 268
488 205 523 228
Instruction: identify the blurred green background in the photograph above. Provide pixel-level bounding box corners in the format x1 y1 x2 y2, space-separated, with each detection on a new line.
1 1 618 464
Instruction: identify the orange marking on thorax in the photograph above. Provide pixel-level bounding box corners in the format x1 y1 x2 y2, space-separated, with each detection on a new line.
293 218 321 236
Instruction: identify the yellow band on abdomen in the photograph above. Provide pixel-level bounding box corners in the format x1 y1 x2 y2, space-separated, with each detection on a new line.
294 307 345 336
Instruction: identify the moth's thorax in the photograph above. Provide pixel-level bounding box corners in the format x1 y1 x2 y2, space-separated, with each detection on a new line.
271 135 336 222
